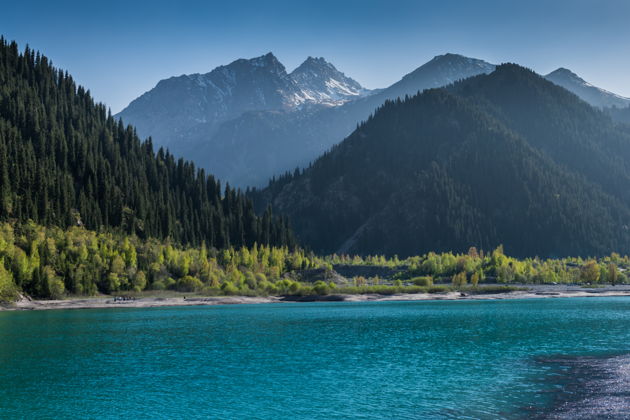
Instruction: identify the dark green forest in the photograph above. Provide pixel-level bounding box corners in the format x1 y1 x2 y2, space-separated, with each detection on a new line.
255 64 630 257
0 38 293 249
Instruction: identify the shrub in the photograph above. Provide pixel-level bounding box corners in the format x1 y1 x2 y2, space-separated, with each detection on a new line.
164 277 177 290
201 286 221 296
452 272 467 288
467 285 523 294
313 280 330 295
151 280 166 290
0 262 17 302
221 281 239 295
48 278 66 300
177 276 203 292
288 280 301 294
427 286 451 294
265 284 279 295
411 276 433 286
132 271 147 292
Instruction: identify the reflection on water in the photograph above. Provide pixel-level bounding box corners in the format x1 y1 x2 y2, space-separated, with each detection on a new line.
529 354 630 419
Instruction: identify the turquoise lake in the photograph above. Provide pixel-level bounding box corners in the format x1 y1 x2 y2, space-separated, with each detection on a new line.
2 297 630 419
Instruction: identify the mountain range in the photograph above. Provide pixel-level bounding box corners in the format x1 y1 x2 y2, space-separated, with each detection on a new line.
116 53 370 149
254 64 630 257
118 53 630 188
117 53 499 187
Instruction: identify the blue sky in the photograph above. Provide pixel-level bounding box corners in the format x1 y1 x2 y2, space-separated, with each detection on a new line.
2 0 629 113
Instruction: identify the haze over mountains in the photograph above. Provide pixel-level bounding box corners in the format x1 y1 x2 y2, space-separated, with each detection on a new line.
117 53 500 187
118 52 630 188
255 64 630 257
111 49 630 257
117 53 370 149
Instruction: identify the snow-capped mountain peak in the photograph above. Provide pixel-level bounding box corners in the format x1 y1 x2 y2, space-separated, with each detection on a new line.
116 52 369 149
545 68 630 109
250 52 281 67
290 56 370 106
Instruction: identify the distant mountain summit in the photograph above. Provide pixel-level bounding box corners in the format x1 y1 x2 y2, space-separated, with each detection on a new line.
117 52 300 148
116 53 370 150
383 53 496 101
290 56 370 106
255 64 630 257
117 53 497 187
545 67 630 109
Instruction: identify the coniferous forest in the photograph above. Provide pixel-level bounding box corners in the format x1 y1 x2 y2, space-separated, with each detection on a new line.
0 38 293 250
255 65 630 257
3 38 630 302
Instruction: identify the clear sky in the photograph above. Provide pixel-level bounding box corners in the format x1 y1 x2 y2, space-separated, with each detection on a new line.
2 0 629 113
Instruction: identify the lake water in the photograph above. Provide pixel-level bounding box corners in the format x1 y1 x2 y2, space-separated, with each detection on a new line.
1 298 630 419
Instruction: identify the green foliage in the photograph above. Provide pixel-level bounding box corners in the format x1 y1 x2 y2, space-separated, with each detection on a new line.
256 65 630 258
0 221 318 299
410 276 432 286
0 258 17 301
132 271 147 292
0 38 293 251
0 221 628 301
580 260 600 284
327 246 630 288
466 285 524 294
177 276 203 292
312 280 330 295
470 271 481 287
221 281 239 295
607 263 619 286
452 272 467 288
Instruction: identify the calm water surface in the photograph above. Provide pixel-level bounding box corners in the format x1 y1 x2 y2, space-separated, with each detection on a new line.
1 297 630 419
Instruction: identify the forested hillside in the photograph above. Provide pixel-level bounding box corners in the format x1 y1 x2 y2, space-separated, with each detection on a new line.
606 105 630 126
0 38 293 249
450 65 630 205
255 65 630 257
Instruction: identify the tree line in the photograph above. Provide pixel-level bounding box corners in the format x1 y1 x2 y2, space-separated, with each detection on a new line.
0 38 294 250
1 221 627 302
254 65 630 257
0 221 319 301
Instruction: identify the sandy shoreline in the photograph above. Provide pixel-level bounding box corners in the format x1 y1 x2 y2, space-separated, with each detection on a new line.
2 285 630 311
